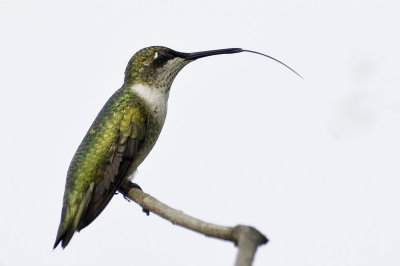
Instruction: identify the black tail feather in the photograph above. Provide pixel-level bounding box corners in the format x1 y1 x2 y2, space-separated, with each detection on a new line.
53 224 75 249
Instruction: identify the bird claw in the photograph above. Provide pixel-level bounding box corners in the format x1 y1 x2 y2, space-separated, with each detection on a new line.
119 181 142 196
142 208 150 216
118 182 149 215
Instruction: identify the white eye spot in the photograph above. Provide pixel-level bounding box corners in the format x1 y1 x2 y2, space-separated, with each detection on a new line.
154 52 158 59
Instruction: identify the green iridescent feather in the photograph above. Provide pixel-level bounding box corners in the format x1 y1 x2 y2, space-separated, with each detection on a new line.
54 87 147 248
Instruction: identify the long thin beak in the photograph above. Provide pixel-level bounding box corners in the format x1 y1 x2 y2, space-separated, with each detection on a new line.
186 48 243 60
185 48 302 79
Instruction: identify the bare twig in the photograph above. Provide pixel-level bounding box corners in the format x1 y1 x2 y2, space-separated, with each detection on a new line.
119 182 268 266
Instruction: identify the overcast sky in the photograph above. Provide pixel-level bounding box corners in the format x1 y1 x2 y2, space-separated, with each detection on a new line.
1 0 400 265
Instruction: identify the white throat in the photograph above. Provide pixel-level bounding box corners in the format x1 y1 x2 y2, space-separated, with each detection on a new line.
130 83 169 124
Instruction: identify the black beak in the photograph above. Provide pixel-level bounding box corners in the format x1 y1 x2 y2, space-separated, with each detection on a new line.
186 48 243 60
184 48 302 78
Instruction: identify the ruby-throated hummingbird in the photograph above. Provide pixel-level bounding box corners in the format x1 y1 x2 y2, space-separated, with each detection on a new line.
53 46 300 249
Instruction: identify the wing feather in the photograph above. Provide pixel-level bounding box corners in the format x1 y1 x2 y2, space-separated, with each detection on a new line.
54 102 147 248
78 121 143 230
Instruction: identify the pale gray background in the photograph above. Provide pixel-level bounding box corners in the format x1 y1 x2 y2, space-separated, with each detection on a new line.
1 0 400 265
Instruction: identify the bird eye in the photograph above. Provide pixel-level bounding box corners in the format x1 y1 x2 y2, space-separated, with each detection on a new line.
156 50 174 61
152 50 174 68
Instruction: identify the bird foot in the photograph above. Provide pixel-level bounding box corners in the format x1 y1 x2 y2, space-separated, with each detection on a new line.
119 181 142 197
118 182 150 216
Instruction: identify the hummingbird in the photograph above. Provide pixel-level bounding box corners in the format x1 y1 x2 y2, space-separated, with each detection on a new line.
53 46 300 249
